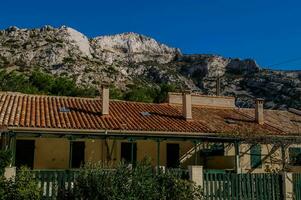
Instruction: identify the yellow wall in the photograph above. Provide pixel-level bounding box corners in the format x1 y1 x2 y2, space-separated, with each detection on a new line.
17 137 301 173
17 137 196 169
238 144 283 173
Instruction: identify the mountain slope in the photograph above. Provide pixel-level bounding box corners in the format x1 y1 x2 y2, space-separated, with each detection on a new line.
0 25 300 109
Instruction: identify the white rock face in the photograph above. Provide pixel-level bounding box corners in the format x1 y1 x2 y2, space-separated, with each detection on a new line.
91 32 181 64
61 26 93 58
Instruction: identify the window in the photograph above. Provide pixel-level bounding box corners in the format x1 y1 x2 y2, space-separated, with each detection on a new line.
289 147 301 166
16 140 35 169
71 141 85 168
121 142 137 164
250 144 262 169
166 143 180 168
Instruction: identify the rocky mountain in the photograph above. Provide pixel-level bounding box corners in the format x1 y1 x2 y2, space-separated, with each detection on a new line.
0 25 300 109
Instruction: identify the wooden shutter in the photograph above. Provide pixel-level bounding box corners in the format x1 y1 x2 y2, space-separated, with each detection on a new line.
250 144 262 169
289 147 301 165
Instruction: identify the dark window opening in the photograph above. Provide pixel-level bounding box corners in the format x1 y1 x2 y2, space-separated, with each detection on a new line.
16 140 35 169
71 141 85 168
250 144 262 169
166 143 180 168
289 147 301 166
121 142 137 164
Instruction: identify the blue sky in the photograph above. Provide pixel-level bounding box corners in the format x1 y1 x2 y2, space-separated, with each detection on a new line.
1 0 301 70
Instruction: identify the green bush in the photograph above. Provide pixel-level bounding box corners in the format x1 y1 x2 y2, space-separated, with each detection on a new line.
0 167 41 200
74 159 203 200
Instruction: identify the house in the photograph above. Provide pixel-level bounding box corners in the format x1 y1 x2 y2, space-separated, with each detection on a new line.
0 86 301 173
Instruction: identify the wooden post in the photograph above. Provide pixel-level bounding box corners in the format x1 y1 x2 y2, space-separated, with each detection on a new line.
282 172 293 200
131 141 134 166
69 140 73 168
157 140 160 172
194 141 198 165
11 132 16 166
281 144 287 171
234 142 241 173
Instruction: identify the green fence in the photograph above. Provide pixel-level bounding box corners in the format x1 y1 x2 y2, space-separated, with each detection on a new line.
203 173 283 200
33 169 284 200
293 173 301 200
33 170 78 199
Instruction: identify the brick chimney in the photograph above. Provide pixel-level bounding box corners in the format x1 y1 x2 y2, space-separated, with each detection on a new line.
182 90 192 121
101 84 109 115
255 98 264 124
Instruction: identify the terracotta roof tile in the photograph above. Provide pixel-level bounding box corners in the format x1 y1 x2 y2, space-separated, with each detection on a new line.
0 92 300 136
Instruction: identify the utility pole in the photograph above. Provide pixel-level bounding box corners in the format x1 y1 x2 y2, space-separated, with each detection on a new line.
216 75 221 96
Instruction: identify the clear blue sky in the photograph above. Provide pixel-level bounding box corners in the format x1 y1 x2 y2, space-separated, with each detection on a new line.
1 0 301 70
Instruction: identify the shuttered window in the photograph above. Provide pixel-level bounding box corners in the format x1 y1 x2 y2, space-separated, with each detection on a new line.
289 147 301 166
250 144 262 169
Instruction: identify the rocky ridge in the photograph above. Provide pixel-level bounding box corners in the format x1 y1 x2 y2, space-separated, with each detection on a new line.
0 25 300 109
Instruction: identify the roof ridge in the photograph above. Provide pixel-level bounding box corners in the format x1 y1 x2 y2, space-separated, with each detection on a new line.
0 91 97 101
0 91 169 106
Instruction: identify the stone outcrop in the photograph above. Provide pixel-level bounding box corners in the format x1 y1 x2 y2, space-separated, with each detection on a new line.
0 25 300 109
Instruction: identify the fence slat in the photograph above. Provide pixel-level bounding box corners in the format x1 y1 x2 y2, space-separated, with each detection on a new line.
203 172 283 200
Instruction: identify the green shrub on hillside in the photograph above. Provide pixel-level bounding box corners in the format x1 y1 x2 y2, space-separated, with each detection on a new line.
0 70 177 103
0 70 98 97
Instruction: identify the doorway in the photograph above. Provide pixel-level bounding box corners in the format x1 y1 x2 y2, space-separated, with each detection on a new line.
166 143 180 168
15 140 35 169
121 142 137 164
71 141 85 168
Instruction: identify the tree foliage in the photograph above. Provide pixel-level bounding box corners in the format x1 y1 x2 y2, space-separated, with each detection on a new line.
0 70 177 103
73 159 203 200
110 83 177 103
0 167 41 200
0 70 98 97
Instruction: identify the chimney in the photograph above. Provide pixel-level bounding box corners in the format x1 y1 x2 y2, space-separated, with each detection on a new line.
182 90 192 121
255 98 264 124
101 84 109 115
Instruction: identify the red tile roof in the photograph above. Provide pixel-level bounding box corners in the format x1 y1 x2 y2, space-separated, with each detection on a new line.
0 92 300 136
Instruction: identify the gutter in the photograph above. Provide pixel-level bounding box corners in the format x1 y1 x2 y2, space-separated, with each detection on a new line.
6 126 301 143
7 127 241 141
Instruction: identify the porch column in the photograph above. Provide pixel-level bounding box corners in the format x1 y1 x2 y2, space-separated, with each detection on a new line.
188 165 203 187
68 137 75 168
131 141 134 165
10 132 16 166
282 172 293 200
128 138 136 166
0 126 9 150
156 139 160 171
281 144 287 170
234 142 241 173
194 140 198 165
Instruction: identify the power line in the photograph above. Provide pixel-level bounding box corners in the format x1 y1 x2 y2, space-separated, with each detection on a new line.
268 57 301 68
